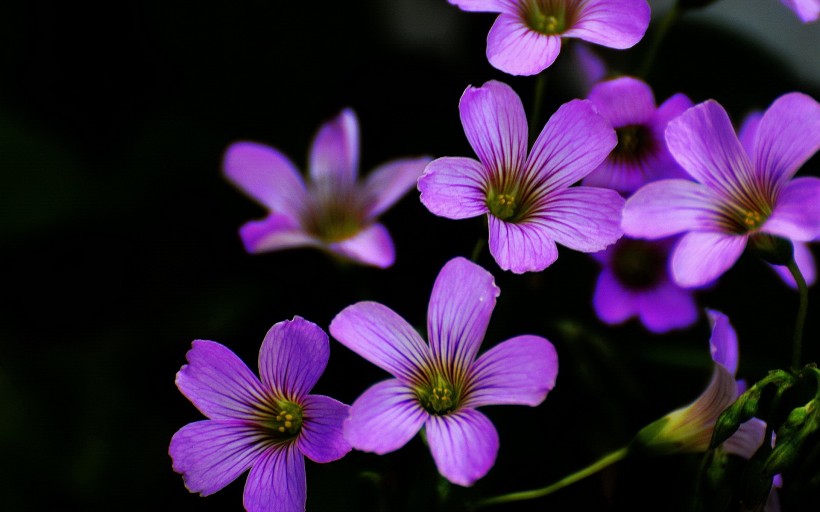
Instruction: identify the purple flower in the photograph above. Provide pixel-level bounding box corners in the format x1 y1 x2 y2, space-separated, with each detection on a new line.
170 317 351 512
448 0 650 76
584 76 693 194
223 109 432 268
592 236 698 333
418 80 625 273
622 93 820 287
329 257 558 486
779 0 819 22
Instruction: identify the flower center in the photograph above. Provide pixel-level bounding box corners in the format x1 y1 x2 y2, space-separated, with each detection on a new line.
486 190 519 220
614 125 652 162
304 190 366 243
263 400 304 440
416 375 459 415
721 203 772 235
611 239 667 290
524 1 569 35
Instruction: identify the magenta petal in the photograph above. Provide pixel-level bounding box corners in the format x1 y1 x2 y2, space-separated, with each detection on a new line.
418 157 491 220
426 409 499 486
238 214 318 254
176 340 267 420
486 14 561 76
330 302 430 383
671 232 747 288
259 317 329 399
364 156 433 218
770 241 817 289
528 99 617 190
636 281 698 333
754 93 820 186
343 379 427 454
738 111 763 157
763 177 820 242
564 0 650 49
308 108 359 187
448 0 510 12
223 141 308 218
466 335 557 407
653 93 695 131
587 76 656 127
723 418 766 459
459 80 528 172
780 0 820 22
427 257 499 371
243 445 306 512
622 180 721 238
170 420 264 496
329 223 396 268
707 309 739 375
488 216 559 273
593 269 638 325
534 187 624 252
298 394 351 463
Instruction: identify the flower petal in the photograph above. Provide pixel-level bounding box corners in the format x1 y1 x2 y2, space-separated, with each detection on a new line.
780 0 820 22
259 317 329 400
671 232 747 288
223 141 308 218
763 177 820 242
770 241 817 289
343 379 428 454
635 281 698 334
707 309 738 375
466 335 558 407
298 394 351 463
593 269 638 325
587 76 656 127
723 418 766 459
330 301 430 383
564 0 650 49
328 223 396 268
531 186 624 252
427 257 499 371
622 180 722 238
754 92 820 187
418 157 490 219
238 214 318 254
426 409 499 486
176 340 267 420
447 0 512 12
364 156 433 218
170 419 264 496
486 14 561 76
528 99 617 191
738 111 762 157
308 108 359 188
243 444 306 512
488 215 559 273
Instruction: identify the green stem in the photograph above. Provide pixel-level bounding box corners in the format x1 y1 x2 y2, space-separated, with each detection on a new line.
470 237 486 263
637 3 679 79
787 258 808 370
470 447 629 509
529 72 548 145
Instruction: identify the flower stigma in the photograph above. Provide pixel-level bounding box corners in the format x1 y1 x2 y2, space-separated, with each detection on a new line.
263 400 304 440
525 1 568 35
417 375 459 415
487 189 519 221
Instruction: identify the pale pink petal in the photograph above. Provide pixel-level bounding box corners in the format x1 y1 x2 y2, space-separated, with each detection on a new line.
671 232 748 288
297 395 351 463
418 157 491 219
622 180 723 238
243 445 306 512
328 223 395 268
587 76 656 127
426 409 499 486
636 281 698 333
488 215 559 273
770 241 817 288
763 177 820 242
486 14 562 76
308 108 359 187
238 214 318 254
364 156 433 218
564 0 650 49
258 317 329 399
531 187 624 252
723 418 766 459
593 269 638 325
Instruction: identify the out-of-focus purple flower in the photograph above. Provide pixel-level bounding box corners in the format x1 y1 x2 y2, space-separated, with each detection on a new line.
330 257 558 486
418 80 624 273
170 317 351 512
448 0 650 76
584 76 693 194
622 93 820 287
223 109 431 268
592 236 698 333
780 0 819 22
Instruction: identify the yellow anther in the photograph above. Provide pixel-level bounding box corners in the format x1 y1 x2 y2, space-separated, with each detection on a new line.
285 414 293 421
284 421 293 428
278 426 286 433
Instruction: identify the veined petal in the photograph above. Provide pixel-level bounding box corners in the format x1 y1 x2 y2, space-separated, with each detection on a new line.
343 379 428 454
636 281 698 334
530 187 624 252
364 156 433 218
738 111 763 157
176 340 268 420
593 269 638 325
459 80 528 173
653 93 695 132
170 419 265 496
770 241 817 289
707 309 739 375
309 108 359 188
466 335 557 407
428 257 499 372
528 99 617 191
564 0 650 49
238 214 318 254
488 215 559 273
243 444 306 512
723 418 766 459
587 76 656 127
418 157 491 219
328 223 396 268
486 15 561 76
223 141 308 218
754 92 820 187
259 317 329 400
622 180 722 238
671 232 747 288
763 176 820 242
298 395 351 463
426 409 499 486
448 0 513 12
330 301 430 383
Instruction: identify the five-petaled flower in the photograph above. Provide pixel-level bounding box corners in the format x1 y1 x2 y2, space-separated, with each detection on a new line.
418 80 625 273
448 0 650 76
223 108 432 268
329 256 558 486
622 93 820 288
170 317 351 512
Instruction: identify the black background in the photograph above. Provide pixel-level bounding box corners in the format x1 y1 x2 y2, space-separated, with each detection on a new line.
1 1 818 511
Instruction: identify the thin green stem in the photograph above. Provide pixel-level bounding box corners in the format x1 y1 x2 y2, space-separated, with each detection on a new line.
470 237 486 263
529 72 548 145
637 3 679 79
469 447 629 509
787 258 808 370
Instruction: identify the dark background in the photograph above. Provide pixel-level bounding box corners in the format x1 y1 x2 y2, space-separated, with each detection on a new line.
1 1 818 511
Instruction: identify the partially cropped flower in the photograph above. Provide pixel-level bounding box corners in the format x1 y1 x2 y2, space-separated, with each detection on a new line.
584 76 693 194
418 80 624 273
780 0 819 23
622 93 820 287
633 310 765 457
223 109 431 268
170 317 351 512
448 0 650 76
330 257 558 486
592 236 698 333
